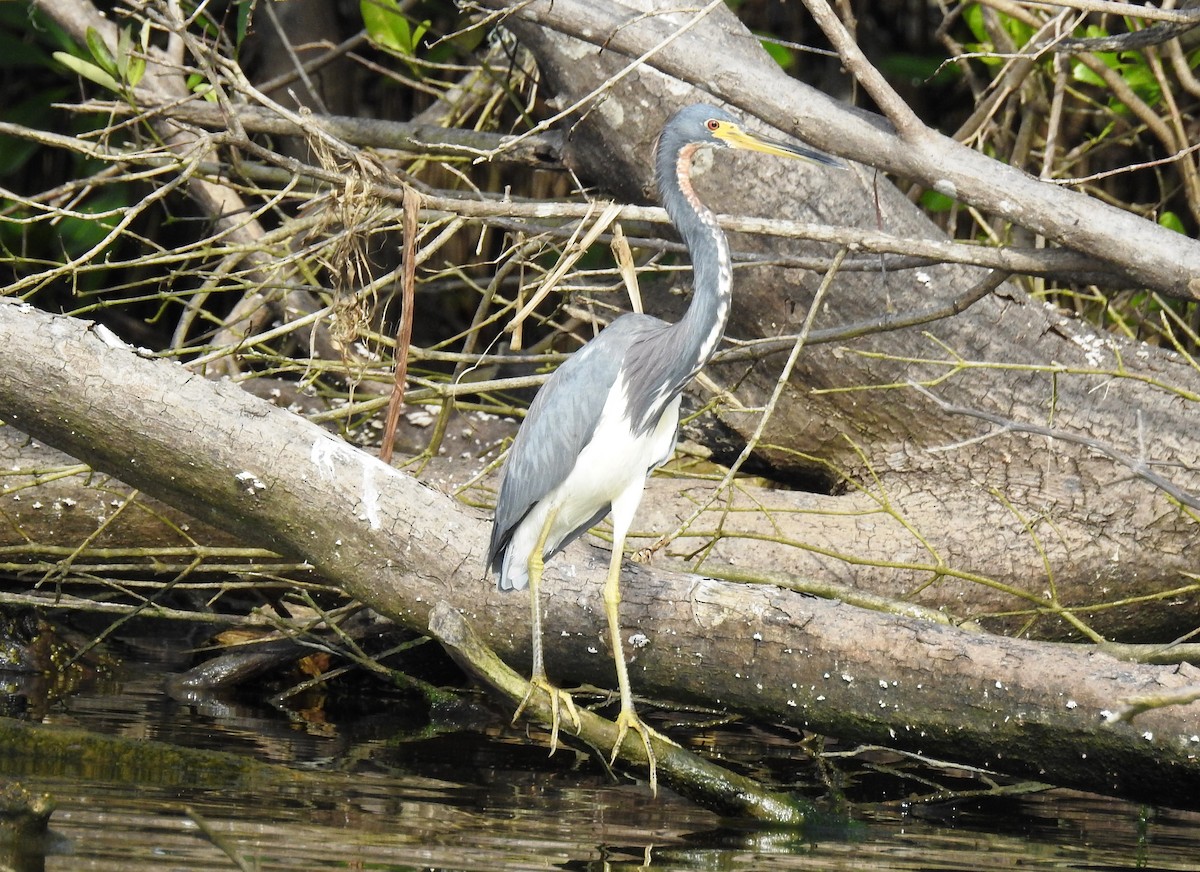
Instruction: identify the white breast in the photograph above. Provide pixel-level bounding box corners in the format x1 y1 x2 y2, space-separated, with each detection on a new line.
501 373 681 585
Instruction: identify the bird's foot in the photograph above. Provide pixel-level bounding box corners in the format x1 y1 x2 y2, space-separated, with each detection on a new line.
512 673 581 754
610 706 677 797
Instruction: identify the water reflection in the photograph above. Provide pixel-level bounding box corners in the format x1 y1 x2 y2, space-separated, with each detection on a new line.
2 659 1198 871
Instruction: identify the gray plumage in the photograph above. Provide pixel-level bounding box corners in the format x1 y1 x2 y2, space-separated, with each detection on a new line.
488 104 741 589
488 314 672 589
484 102 842 792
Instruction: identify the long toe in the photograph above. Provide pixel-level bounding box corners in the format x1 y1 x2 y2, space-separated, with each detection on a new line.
513 674 581 755
611 707 662 796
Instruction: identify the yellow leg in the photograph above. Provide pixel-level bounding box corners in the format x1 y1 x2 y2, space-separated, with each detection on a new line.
511 506 579 752
602 536 674 796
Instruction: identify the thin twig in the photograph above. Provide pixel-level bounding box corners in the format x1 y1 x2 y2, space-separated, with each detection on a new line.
185 806 256 872
801 0 925 137
717 269 1010 362
480 0 728 160
380 187 422 465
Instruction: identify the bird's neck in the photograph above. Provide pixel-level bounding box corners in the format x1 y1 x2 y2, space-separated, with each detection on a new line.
658 143 733 384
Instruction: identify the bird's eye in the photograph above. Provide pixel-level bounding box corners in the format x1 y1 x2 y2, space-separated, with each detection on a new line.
705 119 720 131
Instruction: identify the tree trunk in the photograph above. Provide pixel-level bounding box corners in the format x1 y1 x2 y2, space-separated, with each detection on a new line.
474 0 1200 642
1 299 1198 809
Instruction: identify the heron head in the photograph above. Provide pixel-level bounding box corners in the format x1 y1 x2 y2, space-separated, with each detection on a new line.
665 102 844 168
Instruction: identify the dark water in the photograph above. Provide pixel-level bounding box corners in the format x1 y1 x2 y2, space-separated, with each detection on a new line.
3 657 1199 871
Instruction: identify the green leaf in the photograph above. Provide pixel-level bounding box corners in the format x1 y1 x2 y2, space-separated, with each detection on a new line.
126 54 145 88
58 190 127 257
919 189 956 213
1003 16 1033 49
362 0 410 53
962 3 1032 49
1092 119 1117 143
116 25 131 79
758 37 795 71
963 3 987 43
361 0 427 57
53 50 121 93
1117 58 1161 106
1071 61 1101 87
112 25 145 87
235 0 254 50
187 73 217 102
85 26 118 77
1158 211 1186 234
411 19 429 49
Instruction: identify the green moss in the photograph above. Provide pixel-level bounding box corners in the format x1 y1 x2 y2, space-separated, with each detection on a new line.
0 716 312 790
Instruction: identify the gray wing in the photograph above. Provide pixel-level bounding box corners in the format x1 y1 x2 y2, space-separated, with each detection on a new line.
487 314 667 573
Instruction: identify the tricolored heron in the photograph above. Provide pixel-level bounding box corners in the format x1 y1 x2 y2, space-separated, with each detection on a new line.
488 103 843 792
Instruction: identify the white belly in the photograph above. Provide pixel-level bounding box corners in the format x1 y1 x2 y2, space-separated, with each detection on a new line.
502 380 680 585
